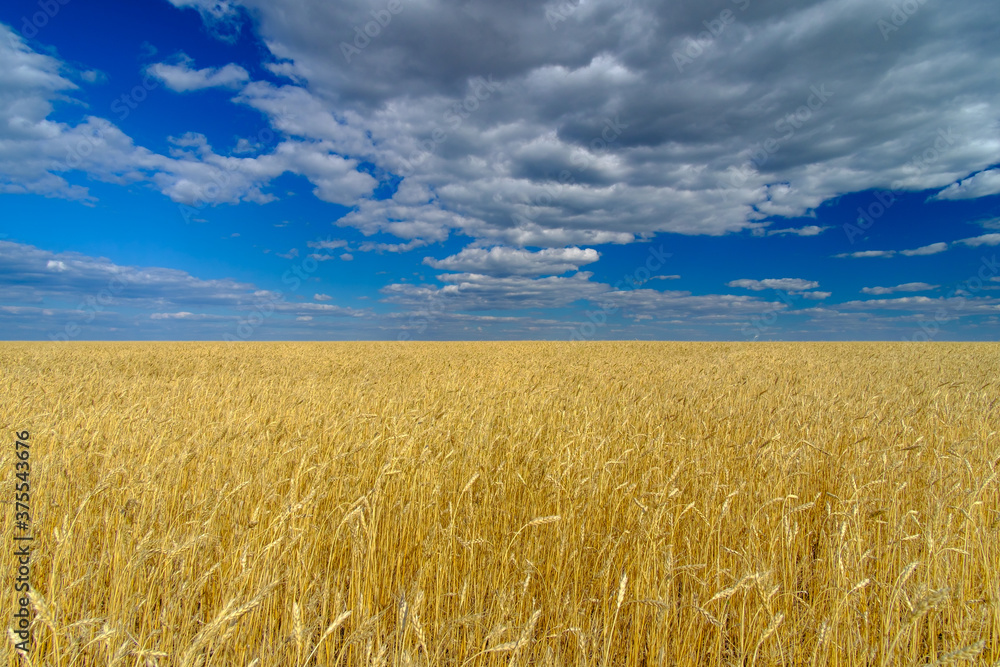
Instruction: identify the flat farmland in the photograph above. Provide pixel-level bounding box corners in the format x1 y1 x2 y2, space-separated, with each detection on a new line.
1 342 998 666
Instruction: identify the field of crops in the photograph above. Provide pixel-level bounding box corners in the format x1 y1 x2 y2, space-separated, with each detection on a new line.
2 342 999 666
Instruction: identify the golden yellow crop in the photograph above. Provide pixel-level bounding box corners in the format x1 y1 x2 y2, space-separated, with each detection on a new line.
1 342 998 665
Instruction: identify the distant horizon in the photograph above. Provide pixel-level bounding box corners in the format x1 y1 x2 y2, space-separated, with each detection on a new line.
2 0 1000 342
4 339 998 344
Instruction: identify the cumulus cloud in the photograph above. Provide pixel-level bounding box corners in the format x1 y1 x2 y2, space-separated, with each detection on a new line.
148 56 250 92
358 239 431 253
933 168 1000 200
727 278 820 292
166 0 245 42
166 0 1000 249
12 0 1000 255
383 272 607 312
423 246 600 276
861 282 940 295
6 0 1000 338
0 26 374 207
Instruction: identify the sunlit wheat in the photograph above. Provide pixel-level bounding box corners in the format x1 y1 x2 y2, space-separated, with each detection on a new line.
1 341 997 665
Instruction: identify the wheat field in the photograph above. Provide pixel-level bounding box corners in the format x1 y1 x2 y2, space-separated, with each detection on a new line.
1 342 998 666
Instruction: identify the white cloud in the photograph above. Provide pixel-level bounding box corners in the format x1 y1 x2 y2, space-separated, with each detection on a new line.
307 239 349 250
727 278 820 292
313 293 332 301
8 0 1000 259
148 56 250 92
838 237 996 258
835 250 897 258
837 295 1000 315
957 233 1000 247
7 0 1000 338
0 27 374 207
150 311 226 320
358 239 431 253
766 225 829 237
934 168 1000 200
166 0 244 42
174 0 1000 250
842 296 937 307
0 240 367 321
423 246 600 277
382 270 780 323
861 282 939 295
900 242 948 256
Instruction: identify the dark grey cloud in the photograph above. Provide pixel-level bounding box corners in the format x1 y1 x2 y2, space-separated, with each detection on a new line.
164 0 1000 250
11 0 1000 252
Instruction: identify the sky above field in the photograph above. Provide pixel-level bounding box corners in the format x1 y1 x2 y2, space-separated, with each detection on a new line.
1 0 999 341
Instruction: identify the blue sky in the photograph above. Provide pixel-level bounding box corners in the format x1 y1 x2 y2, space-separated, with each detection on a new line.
1 0 999 341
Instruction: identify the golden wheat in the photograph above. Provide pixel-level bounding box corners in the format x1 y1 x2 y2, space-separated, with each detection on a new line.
1 341 998 665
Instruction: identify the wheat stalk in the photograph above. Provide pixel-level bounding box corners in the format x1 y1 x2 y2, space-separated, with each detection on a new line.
7 342 999 664
927 639 986 666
